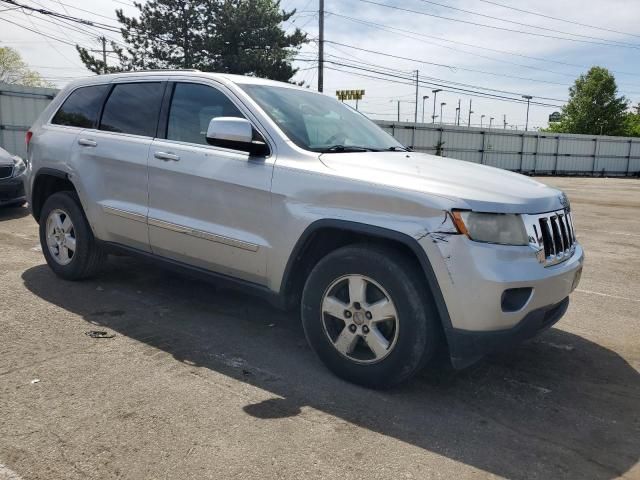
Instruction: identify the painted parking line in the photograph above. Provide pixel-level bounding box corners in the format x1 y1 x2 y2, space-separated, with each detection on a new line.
575 289 640 304
0 464 23 480
578 228 640 237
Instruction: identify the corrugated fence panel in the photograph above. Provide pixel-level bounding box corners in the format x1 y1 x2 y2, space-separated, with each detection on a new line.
0 83 58 158
375 121 640 176
534 155 556 172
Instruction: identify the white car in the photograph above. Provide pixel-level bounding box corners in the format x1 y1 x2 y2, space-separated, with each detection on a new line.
24 71 584 388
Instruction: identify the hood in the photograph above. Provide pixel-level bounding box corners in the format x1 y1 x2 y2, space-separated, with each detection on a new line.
319 151 565 214
0 147 14 166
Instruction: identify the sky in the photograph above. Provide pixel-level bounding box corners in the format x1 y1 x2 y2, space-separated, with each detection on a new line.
2 0 640 129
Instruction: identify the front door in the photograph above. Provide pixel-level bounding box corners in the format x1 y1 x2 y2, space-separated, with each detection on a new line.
147 80 274 285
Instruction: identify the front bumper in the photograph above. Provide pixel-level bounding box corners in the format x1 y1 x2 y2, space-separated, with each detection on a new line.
418 233 584 367
448 297 569 368
0 174 26 206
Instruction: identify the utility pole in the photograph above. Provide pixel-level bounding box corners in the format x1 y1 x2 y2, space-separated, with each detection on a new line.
503 114 507 129
89 36 114 74
456 99 461 126
397 100 400 122
412 70 419 148
421 95 429 123
467 99 473 127
431 89 442 123
522 95 533 131
318 0 324 92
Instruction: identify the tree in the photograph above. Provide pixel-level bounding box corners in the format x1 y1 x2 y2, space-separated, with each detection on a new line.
0 47 52 87
76 0 307 82
546 67 628 136
624 106 640 137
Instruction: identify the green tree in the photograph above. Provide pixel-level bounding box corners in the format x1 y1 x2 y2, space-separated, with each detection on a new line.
0 47 52 87
76 0 307 81
624 106 640 137
546 67 628 136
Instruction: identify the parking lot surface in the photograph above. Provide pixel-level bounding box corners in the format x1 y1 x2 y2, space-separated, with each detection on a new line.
1 177 639 480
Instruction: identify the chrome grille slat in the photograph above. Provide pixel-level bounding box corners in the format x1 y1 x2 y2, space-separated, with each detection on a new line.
525 208 577 267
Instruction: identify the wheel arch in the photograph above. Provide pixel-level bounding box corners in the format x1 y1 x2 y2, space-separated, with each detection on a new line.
31 168 77 222
280 219 454 339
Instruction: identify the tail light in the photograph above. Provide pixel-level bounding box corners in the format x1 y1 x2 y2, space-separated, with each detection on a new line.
25 130 33 149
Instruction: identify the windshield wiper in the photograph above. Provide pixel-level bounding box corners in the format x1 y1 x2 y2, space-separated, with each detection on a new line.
386 146 410 152
319 145 381 153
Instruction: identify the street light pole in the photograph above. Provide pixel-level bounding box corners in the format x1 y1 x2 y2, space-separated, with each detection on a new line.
397 100 400 122
481 114 485 128
522 95 533 131
421 95 429 123
467 99 473 127
440 102 446 124
489 117 494 128
431 89 442 123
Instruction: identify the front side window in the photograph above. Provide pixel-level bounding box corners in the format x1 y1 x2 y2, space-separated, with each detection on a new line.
167 83 244 145
239 84 405 153
52 84 109 128
100 82 164 137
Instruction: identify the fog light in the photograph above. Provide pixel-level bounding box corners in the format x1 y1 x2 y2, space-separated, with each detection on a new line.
501 287 533 312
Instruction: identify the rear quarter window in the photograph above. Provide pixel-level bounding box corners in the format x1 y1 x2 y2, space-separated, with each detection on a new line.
51 84 109 128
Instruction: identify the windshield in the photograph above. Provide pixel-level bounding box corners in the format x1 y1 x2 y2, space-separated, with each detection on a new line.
239 84 406 153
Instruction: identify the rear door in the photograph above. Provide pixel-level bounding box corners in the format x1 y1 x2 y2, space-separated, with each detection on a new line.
74 80 165 252
147 79 275 285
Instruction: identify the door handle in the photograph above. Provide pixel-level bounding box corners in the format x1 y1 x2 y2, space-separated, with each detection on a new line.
154 151 180 162
78 138 97 147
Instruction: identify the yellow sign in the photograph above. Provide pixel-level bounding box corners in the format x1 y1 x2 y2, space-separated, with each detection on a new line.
336 89 365 101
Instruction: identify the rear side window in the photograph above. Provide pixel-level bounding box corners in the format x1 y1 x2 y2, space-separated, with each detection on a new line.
100 82 164 137
167 83 244 145
51 85 109 128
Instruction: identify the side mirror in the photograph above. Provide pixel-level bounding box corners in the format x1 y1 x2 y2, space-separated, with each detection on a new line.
206 117 269 156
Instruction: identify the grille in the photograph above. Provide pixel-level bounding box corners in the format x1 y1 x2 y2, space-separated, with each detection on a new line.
0 165 13 179
525 209 576 267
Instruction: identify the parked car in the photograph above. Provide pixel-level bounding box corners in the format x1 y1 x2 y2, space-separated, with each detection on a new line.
0 146 27 207
24 71 584 388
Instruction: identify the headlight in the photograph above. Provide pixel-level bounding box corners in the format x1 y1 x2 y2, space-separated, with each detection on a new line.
451 211 529 246
12 157 26 176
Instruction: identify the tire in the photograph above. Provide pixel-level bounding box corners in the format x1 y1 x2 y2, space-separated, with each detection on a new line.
39 191 106 280
301 244 440 389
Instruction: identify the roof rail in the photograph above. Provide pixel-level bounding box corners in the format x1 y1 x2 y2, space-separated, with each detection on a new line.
116 69 202 73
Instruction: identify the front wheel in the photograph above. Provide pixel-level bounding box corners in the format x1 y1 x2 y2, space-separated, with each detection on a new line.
301 245 440 389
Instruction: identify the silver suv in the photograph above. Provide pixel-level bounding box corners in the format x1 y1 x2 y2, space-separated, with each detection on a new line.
24 71 584 388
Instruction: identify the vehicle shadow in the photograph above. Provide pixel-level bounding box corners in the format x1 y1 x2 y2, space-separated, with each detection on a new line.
21 257 640 480
0 204 29 221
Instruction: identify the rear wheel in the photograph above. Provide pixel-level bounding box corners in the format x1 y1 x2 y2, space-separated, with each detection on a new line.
301 245 440 389
39 191 106 280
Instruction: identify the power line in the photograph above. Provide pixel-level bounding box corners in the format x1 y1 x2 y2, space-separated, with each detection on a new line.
327 12 640 80
413 0 640 46
356 0 640 50
324 40 572 89
299 58 565 108
476 0 640 39
0 0 121 32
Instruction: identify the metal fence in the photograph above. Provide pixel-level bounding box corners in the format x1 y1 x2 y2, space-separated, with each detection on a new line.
376 121 640 176
0 83 638 177
0 83 58 159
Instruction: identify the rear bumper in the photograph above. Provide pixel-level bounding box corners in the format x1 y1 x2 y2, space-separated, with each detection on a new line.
0 175 26 205
448 297 569 368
